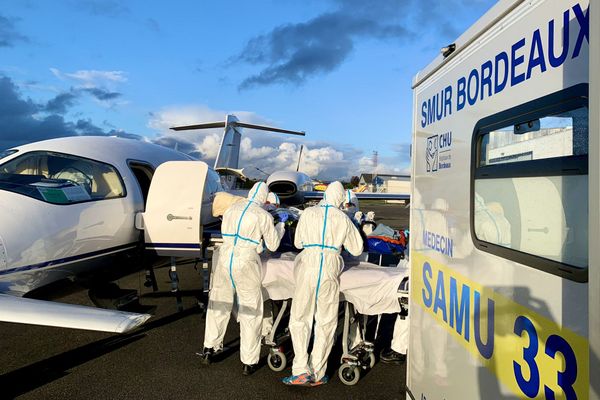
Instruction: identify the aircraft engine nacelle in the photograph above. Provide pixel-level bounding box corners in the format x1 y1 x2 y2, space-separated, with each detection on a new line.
266 171 313 206
267 181 304 205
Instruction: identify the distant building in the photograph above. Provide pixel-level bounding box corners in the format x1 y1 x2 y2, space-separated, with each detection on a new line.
359 173 373 188
358 173 410 194
485 126 575 164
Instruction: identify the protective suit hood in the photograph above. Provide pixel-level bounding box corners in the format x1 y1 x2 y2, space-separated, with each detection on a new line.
267 192 280 206
343 189 359 216
248 181 268 204
323 181 345 207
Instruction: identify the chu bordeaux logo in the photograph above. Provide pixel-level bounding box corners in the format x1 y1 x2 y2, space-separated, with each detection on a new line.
426 131 452 172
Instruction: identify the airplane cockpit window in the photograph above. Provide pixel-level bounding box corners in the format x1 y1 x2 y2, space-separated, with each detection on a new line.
0 151 125 204
0 149 17 161
472 84 588 282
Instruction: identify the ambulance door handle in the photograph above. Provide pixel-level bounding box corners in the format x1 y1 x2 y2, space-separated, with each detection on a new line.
166 214 193 221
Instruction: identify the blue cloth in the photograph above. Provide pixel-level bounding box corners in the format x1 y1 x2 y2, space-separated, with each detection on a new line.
279 212 289 223
366 237 405 255
369 223 397 239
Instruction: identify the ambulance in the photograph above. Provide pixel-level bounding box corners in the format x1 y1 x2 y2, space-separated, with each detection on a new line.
408 0 598 398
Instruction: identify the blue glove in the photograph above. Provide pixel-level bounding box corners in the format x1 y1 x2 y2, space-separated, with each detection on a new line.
279 212 289 223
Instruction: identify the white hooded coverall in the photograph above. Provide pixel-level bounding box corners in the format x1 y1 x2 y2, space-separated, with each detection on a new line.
264 192 280 213
289 181 363 381
204 182 283 365
343 189 360 217
267 192 280 207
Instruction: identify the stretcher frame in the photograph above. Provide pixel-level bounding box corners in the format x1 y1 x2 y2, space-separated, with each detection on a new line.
264 275 410 386
336 278 409 385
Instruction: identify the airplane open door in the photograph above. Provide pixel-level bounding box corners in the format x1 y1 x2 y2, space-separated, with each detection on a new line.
142 161 207 257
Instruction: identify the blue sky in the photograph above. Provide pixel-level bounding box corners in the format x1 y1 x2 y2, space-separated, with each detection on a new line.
0 0 494 179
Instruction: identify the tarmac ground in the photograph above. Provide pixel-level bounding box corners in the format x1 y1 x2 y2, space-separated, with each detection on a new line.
0 203 409 400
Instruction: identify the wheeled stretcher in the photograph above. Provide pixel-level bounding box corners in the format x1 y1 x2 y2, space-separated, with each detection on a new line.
259 252 409 385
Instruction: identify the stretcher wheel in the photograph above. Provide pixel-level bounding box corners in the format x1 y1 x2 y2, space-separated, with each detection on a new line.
368 352 376 369
338 363 360 385
267 351 287 372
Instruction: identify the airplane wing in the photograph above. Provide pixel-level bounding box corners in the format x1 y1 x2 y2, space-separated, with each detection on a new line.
303 191 410 201
0 294 150 333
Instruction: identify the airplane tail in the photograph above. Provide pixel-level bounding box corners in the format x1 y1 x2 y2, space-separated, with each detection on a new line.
215 115 242 169
171 114 305 170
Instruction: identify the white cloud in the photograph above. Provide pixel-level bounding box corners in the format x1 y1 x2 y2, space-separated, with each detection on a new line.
241 137 275 160
359 155 410 175
50 68 127 88
148 104 410 180
149 105 226 132
196 133 222 159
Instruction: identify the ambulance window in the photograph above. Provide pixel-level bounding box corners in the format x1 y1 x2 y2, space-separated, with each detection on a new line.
479 108 587 166
0 151 125 204
471 84 588 282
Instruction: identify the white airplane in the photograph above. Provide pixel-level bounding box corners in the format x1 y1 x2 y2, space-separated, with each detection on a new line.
0 115 305 333
265 171 410 205
0 136 224 333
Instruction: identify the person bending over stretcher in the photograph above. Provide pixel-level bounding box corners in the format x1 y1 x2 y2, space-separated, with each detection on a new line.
201 182 284 376
283 181 363 386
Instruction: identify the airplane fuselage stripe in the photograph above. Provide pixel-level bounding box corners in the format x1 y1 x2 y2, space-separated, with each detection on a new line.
145 243 202 249
0 242 139 275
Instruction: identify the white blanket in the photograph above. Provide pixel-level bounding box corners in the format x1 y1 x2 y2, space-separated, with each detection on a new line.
260 252 408 315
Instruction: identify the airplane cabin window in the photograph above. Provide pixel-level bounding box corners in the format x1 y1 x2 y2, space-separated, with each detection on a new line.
0 151 125 204
471 84 588 281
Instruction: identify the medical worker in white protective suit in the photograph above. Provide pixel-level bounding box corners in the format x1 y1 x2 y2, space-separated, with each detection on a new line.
342 189 360 221
202 182 285 376
283 181 363 386
265 191 281 212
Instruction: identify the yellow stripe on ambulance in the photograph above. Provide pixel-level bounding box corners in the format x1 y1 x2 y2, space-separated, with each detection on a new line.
412 252 589 399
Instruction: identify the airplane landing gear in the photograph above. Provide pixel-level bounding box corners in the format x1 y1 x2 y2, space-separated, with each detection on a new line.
88 282 139 310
